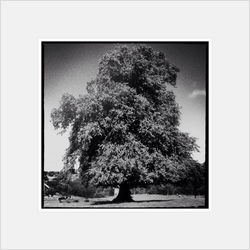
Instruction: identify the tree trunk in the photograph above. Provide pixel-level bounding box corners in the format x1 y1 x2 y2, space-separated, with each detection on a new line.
113 182 134 203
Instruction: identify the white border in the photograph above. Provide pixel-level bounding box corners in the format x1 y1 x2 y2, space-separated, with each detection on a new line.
2 1 249 249
39 38 212 213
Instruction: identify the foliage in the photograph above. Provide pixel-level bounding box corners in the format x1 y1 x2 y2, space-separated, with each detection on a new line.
67 179 114 198
176 160 206 196
44 171 60 178
51 45 198 188
44 170 114 198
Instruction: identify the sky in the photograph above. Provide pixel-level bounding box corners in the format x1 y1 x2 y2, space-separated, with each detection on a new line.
43 42 207 171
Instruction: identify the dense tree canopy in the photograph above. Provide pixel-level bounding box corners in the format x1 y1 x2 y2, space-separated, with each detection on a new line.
51 45 198 201
176 159 206 198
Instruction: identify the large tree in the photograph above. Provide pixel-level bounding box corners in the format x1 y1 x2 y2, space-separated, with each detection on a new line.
51 45 198 202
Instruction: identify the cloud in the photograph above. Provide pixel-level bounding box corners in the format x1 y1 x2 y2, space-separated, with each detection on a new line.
189 89 206 98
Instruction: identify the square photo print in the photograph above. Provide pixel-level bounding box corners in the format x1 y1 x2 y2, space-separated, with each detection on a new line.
42 41 209 209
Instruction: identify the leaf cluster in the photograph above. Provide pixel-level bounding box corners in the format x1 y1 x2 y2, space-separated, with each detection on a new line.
51 45 198 187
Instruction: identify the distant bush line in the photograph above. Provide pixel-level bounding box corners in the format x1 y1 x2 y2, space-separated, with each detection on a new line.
44 171 205 198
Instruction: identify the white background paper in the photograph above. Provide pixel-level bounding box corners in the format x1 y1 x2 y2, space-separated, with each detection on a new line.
1 1 249 249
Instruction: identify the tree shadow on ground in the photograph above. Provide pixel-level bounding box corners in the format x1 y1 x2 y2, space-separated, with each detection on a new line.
91 199 174 205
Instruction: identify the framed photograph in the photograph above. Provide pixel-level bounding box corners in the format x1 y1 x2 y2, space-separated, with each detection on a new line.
1 0 249 249
41 41 209 209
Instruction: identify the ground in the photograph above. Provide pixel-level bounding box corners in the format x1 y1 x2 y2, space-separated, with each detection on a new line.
44 194 205 208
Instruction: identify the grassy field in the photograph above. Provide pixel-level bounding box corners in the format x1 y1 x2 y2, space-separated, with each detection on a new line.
44 194 205 208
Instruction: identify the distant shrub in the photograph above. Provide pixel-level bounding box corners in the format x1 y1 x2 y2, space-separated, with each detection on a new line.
62 179 114 198
47 171 59 177
132 183 202 196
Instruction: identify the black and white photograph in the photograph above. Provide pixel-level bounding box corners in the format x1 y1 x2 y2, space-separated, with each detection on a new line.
2 0 249 248
42 41 208 209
